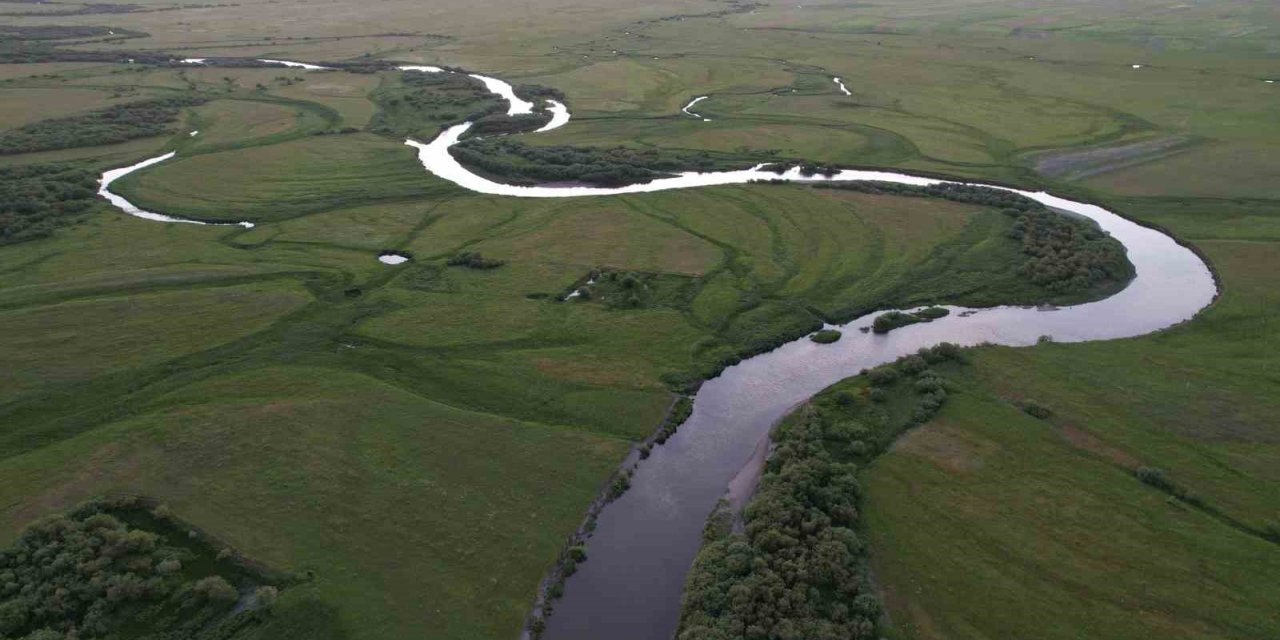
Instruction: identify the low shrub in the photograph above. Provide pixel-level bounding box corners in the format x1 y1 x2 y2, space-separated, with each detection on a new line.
872 310 921 334
1020 400 1053 419
0 95 205 154
810 329 842 344
0 163 98 245
446 251 505 269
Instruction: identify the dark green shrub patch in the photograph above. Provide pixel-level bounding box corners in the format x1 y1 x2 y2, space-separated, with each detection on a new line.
368 71 504 138
1020 400 1053 419
678 345 966 639
872 307 948 334
446 251 505 269
469 112 551 136
811 329 842 344
817 180 1046 211
0 164 100 245
0 25 147 41
449 138 752 187
654 396 694 445
1008 209 1134 294
817 181 1132 296
798 162 839 177
0 96 204 154
0 498 285 640
871 310 921 334
564 269 698 310
607 469 633 501
514 83 566 101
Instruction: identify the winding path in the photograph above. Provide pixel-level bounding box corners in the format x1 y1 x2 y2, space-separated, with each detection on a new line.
96 64 1216 640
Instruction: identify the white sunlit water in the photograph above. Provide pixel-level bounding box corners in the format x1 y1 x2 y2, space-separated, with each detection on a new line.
257 58 330 70
469 73 535 115
397 65 445 73
681 95 711 121
833 76 851 95
378 253 410 265
537 100 571 132
98 153 253 228
99 62 547 232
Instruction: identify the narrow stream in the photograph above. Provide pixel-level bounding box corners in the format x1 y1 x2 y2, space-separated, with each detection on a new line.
98 64 1217 640
98 153 253 228
681 95 711 121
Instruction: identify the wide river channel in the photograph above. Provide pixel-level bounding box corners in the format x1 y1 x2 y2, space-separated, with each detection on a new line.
99 63 1217 640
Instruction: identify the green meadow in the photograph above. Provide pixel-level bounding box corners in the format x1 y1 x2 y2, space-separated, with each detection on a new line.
1 0 1277 638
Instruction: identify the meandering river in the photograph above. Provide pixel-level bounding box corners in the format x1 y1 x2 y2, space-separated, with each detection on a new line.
98 64 1217 640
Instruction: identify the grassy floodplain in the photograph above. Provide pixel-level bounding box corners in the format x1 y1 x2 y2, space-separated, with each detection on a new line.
0 0 1278 638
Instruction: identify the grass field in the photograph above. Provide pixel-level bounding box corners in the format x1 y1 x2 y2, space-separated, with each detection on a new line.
1 0 1278 638
0 175 1122 638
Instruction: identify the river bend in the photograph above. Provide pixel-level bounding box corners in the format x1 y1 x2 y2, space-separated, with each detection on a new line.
94 65 1216 640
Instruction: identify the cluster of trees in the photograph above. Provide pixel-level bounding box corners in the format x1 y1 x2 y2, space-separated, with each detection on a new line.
0 499 280 640
810 329 842 344
514 83 566 101
564 269 698 311
445 251 504 269
1007 208 1133 294
367 71 503 138
678 344 964 640
759 162 839 177
450 139 732 187
0 164 99 245
468 112 552 136
816 181 1132 295
871 306 948 334
0 3 144 18
0 26 145 41
0 96 204 155
0 47 172 64
816 180 1046 212
0 23 165 63
652 396 694 447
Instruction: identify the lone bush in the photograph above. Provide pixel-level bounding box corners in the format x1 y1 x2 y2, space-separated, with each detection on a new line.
192 576 238 603
1020 400 1053 419
446 251 505 269
810 329 842 344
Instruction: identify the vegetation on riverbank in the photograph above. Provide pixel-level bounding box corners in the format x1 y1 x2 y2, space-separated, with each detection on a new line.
679 345 964 640
0 164 99 245
0 97 204 155
367 70 504 139
819 182 1134 297
449 138 751 187
0 497 285 640
871 307 948 334
810 329 841 344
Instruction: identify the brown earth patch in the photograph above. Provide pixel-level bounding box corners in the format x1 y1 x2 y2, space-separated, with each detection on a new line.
1056 423 1141 468
892 420 997 474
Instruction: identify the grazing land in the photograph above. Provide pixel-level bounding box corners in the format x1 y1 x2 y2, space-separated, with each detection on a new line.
0 0 1277 639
